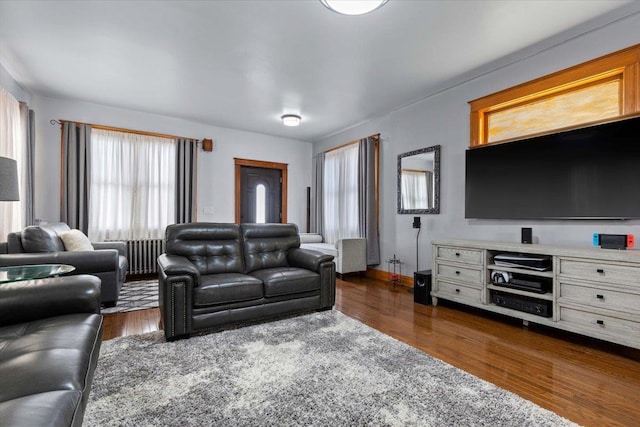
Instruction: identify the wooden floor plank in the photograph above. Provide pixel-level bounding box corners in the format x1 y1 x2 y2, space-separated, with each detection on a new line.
101 276 640 427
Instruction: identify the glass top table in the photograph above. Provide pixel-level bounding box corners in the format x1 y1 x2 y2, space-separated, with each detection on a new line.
0 264 76 284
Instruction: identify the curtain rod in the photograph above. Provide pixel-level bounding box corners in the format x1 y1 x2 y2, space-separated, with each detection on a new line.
49 119 201 142
325 133 380 154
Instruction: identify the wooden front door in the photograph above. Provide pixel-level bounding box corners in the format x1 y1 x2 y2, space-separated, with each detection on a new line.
239 166 282 223
234 158 288 224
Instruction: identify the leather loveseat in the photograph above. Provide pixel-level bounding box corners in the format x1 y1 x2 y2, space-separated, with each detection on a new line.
158 223 336 341
2 222 127 306
0 275 103 427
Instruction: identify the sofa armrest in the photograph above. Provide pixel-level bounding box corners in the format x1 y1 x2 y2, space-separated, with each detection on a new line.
288 248 334 273
158 254 199 341
289 248 335 309
0 274 101 327
158 254 200 280
0 250 120 274
93 241 126 257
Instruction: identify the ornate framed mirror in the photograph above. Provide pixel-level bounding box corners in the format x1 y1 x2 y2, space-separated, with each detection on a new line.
397 145 440 214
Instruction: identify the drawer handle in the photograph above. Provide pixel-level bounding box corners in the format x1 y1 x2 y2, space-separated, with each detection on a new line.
596 319 605 326
455 271 460 275
596 268 605 274
596 294 604 300
455 288 460 293
455 252 460 257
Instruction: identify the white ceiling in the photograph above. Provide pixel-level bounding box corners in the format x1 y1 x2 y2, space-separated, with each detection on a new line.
1 1 639 142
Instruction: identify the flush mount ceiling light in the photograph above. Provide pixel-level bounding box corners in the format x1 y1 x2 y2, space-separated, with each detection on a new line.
320 0 388 15
281 114 302 127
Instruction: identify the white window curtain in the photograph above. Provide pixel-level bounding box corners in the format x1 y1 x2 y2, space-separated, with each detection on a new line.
88 129 176 241
0 86 25 237
401 170 428 210
323 143 360 244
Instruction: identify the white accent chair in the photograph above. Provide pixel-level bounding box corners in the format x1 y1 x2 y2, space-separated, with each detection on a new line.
299 233 367 276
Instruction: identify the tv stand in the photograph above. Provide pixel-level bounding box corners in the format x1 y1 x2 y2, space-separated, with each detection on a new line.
432 239 640 349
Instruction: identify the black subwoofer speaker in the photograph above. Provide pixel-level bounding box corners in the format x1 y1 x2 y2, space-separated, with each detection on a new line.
413 270 432 305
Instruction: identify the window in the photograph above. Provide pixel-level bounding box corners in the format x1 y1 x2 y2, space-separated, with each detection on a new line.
88 129 176 241
469 43 640 147
0 86 25 236
317 134 380 265
323 143 360 244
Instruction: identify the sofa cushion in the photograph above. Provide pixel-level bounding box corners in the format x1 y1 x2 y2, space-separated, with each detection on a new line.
58 229 94 251
166 223 245 275
20 225 66 253
0 390 81 427
194 273 263 307
250 267 320 297
0 313 102 403
241 223 300 273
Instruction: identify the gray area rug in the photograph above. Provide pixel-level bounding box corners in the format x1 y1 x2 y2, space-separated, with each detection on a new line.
101 280 158 314
85 310 577 426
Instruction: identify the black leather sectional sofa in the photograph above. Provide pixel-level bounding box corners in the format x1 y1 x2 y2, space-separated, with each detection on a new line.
3 222 127 306
158 223 336 341
0 275 103 427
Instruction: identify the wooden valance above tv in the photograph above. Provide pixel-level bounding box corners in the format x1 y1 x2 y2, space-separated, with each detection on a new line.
468 43 640 148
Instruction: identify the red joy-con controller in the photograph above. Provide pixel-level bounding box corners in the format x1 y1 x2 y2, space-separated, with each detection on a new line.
627 234 635 248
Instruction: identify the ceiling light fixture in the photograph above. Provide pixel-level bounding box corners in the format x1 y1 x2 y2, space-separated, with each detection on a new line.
320 0 388 16
281 114 302 127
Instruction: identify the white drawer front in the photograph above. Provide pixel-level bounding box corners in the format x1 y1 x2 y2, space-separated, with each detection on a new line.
558 258 640 286
559 283 640 316
436 280 482 303
437 246 482 265
559 306 640 346
436 263 483 287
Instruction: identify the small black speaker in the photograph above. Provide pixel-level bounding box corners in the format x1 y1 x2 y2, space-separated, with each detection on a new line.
521 227 532 244
413 216 421 229
413 270 432 305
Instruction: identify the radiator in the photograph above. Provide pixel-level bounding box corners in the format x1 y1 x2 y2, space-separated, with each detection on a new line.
124 238 166 275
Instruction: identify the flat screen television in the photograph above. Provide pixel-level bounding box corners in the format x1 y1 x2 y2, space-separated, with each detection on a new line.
465 115 640 219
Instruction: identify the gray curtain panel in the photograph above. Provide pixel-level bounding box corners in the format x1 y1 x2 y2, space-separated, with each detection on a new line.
358 137 380 266
19 103 35 226
176 138 197 223
61 122 92 233
312 153 324 236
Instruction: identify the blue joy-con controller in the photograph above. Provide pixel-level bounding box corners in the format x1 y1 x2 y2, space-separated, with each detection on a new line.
592 233 600 246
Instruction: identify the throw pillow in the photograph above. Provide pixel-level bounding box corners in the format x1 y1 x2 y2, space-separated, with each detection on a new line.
22 226 66 252
59 229 95 251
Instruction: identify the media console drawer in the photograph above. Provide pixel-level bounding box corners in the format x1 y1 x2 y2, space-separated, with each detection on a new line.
435 280 482 303
559 282 640 315
559 306 640 346
436 246 482 265
558 258 640 286
435 263 482 287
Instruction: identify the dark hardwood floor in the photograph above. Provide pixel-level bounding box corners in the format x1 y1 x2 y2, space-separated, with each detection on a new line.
103 276 640 427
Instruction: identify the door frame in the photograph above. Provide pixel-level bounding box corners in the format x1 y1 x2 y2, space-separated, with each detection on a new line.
234 158 288 224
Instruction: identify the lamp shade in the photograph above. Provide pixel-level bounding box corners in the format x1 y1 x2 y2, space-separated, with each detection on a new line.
281 114 301 127
0 156 19 201
320 0 388 15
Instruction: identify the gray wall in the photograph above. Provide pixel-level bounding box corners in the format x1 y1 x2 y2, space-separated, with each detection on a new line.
313 13 640 276
31 95 313 231
0 62 30 103
2 62 313 237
